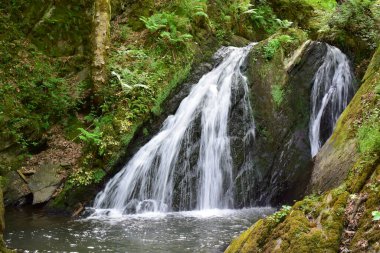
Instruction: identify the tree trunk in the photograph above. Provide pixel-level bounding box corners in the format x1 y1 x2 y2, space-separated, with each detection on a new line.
92 0 111 104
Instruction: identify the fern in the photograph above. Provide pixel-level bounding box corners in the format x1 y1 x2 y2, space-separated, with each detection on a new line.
78 127 102 145
140 12 193 47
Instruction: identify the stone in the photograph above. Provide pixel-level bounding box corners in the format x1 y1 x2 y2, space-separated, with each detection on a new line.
28 164 64 205
3 171 31 206
236 34 328 206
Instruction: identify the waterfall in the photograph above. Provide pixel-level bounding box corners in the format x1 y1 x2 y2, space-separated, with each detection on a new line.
92 44 255 215
309 44 355 157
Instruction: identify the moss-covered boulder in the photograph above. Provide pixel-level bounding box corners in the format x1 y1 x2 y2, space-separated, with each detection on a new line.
225 44 380 253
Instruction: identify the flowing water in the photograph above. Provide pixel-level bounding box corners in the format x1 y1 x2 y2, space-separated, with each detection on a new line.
92 44 256 215
309 44 355 157
5 207 274 252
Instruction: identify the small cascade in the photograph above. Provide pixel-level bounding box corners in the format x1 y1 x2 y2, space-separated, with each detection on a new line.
92 44 255 216
309 44 355 157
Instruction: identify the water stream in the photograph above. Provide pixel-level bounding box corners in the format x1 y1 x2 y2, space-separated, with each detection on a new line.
309 44 355 157
92 44 255 216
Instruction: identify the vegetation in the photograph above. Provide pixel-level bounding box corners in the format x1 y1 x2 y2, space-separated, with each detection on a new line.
324 0 380 50
263 35 293 60
372 211 380 221
271 84 284 107
268 205 291 223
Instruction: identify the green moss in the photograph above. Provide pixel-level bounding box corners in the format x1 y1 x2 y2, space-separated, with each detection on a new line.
357 109 380 154
271 84 285 107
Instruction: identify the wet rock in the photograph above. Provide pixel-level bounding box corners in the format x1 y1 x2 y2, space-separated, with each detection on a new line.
239 35 328 206
28 164 64 205
229 35 251 47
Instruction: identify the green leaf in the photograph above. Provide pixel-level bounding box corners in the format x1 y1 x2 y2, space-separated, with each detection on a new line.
372 211 380 221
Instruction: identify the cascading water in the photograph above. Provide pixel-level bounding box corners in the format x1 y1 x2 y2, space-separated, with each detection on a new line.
309 44 355 157
92 44 256 216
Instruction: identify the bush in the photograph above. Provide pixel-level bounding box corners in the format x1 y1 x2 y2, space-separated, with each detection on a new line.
327 0 380 50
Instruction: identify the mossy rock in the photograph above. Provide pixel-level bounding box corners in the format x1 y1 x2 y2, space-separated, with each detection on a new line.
236 30 326 206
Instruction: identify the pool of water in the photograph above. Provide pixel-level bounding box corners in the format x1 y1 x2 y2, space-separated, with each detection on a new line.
5 207 274 253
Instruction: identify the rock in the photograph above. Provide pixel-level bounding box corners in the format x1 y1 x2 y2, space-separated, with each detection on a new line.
3 171 31 206
229 35 251 47
308 139 358 193
28 164 64 205
0 185 12 252
236 32 328 206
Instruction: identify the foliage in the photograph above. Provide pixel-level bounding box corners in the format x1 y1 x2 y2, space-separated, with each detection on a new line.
306 0 336 10
372 211 380 221
140 12 193 48
89 24 194 162
0 48 80 148
78 127 102 146
263 35 293 60
271 84 284 107
326 0 380 50
219 0 291 37
175 0 209 21
248 4 292 34
268 205 292 223
66 167 106 188
357 108 380 154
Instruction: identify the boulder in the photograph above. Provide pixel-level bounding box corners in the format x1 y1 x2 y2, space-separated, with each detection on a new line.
3 171 31 206
28 164 64 205
236 31 328 206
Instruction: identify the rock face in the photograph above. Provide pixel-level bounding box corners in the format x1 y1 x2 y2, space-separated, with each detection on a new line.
235 34 328 206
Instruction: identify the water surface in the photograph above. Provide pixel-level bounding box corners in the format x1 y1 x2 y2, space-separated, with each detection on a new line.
5 207 274 253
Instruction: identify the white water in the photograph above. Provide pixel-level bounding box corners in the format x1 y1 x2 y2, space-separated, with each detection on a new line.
92 44 255 216
309 44 355 157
